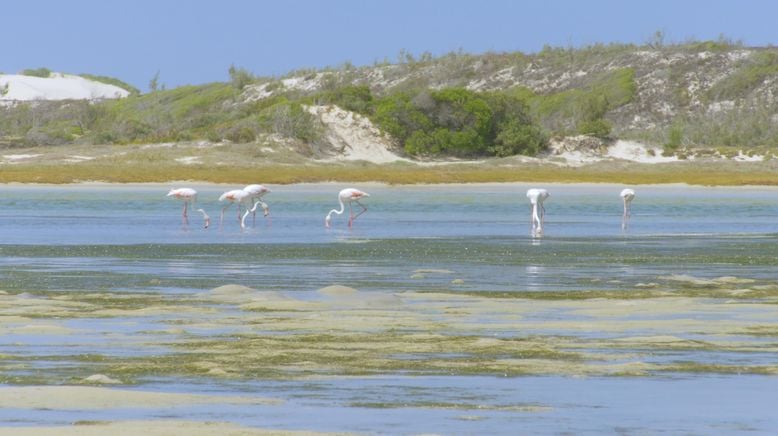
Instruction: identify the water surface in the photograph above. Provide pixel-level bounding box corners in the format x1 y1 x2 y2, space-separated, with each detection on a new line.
1 183 778 434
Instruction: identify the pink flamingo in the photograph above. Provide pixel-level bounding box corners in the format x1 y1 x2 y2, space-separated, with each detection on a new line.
325 188 370 228
219 189 250 227
167 188 198 223
243 184 271 225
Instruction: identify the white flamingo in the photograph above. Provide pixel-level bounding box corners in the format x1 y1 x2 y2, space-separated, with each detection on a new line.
325 188 370 228
620 188 636 230
526 188 549 237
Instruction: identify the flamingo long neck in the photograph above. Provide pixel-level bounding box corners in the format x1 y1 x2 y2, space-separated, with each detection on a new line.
327 198 346 221
196 209 211 228
241 200 262 228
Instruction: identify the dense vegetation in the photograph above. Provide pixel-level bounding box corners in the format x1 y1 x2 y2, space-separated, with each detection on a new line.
318 85 547 157
0 80 553 158
3 40 778 158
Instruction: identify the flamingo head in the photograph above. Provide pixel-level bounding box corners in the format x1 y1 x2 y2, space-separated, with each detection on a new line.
325 214 332 228
262 204 270 217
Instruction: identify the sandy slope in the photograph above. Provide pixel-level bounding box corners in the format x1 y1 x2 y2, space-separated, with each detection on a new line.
307 105 409 163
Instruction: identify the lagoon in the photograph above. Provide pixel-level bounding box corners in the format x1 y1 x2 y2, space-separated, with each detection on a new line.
1 183 778 434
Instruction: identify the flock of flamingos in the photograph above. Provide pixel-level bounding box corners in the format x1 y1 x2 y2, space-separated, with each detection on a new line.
167 185 637 237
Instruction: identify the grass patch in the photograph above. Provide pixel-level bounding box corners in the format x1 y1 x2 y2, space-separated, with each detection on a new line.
4 155 778 185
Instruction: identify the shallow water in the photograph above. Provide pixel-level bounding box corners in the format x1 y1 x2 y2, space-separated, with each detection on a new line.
2 183 778 433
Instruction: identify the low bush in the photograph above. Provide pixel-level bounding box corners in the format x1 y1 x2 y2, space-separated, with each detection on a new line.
21 67 52 78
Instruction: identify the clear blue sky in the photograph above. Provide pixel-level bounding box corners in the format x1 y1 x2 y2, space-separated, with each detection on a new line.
3 0 777 91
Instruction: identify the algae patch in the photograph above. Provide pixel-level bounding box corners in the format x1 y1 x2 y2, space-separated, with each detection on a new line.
3 284 778 382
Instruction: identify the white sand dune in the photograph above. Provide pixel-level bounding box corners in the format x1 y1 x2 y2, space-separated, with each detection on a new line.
0 73 129 101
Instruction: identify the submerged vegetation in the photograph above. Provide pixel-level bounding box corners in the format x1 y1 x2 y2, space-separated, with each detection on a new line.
2 278 778 384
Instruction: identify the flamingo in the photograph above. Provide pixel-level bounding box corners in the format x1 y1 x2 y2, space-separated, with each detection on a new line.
166 188 198 223
526 188 549 237
196 209 211 229
219 189 250 227
243 184 271 225
325 188 370 228
620 188 636 230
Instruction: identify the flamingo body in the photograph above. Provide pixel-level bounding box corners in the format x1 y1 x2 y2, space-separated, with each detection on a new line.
167 187 197 219
219 189 250 226
326 188 370 228
243 184 272 222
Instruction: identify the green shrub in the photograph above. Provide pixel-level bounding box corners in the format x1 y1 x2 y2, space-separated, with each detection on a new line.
577 118 612 138
665 123 684 152
373 92 432 142
228 64 255 90
79 74 140 95
21 67 52 78
322 85 374 113
524 68 635 135
372 87 546 157
259 100 321 142
491 120 547 156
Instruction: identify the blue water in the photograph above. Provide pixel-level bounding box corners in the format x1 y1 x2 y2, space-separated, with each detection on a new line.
2 183 778 434
2 183 778 244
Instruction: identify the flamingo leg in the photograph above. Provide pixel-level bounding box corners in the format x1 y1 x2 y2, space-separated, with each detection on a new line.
183 201 189 218
220 204 231 227
348 201 354 227
351 201 368 222
622 199 632 231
